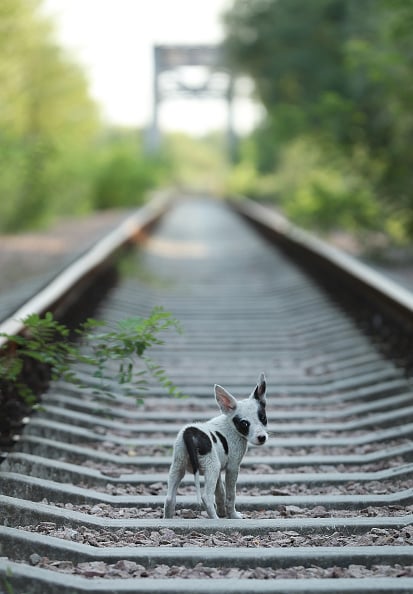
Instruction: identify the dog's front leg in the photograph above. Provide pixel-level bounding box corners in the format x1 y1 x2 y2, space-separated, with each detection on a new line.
202 465 220 519
225 466 242 519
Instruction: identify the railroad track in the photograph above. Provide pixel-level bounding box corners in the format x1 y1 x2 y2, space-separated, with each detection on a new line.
0 196 412 593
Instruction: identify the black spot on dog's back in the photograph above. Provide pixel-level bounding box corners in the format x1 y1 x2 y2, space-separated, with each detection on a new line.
184 427 212 455
183 427 212 475
215 431 229 454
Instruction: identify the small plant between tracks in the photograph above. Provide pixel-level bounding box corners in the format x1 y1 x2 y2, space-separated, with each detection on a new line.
0 306 184 423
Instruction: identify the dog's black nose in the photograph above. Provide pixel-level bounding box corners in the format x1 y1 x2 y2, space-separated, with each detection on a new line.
257 435 266 444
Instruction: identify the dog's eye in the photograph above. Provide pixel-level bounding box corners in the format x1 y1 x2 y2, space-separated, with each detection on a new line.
233 415 250 436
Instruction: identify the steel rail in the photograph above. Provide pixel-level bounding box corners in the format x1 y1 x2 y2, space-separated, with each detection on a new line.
229 196 413 326
0 192 172 347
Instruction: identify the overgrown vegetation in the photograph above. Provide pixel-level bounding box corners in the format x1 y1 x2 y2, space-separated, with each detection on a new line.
0 0 169 232
0 308 184 406
223 0 413 245
7 0 412 248
0 1 233 234
1 0 97 230
93 130 170 211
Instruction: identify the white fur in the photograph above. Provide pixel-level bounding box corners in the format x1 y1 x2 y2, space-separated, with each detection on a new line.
164 373 268 519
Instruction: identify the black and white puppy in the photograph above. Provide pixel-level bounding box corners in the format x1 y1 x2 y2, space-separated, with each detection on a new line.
164 373 268 519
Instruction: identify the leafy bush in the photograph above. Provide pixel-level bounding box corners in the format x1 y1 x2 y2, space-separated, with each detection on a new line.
274 138 382 233
93 149 167 210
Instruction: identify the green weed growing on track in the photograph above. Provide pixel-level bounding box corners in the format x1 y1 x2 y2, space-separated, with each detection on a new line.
0 307 185 406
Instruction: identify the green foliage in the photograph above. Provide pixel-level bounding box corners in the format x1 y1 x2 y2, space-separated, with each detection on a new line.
0 308 184 405
0 312 76 405
223 0 413 241
0 1 237 230
0 2 168 232
224 0 358 110
0 0 100 231
274 138 382 233
93 131 170 210
77 307 183 398
12 313 72 370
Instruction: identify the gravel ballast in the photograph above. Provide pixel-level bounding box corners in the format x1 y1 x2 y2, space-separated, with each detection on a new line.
8 557 413 580
44 501 413 519
75 478 413 497
18 524 413 548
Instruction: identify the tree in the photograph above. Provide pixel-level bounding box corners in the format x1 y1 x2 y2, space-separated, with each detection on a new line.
0 0 99 231
223 0 413 239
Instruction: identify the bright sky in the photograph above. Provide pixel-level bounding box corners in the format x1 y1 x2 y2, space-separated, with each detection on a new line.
42 0 261 135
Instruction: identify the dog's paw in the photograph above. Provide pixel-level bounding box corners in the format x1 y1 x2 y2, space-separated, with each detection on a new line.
229 511 243 519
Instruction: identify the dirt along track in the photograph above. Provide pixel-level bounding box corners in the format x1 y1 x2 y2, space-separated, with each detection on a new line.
1 195 412 593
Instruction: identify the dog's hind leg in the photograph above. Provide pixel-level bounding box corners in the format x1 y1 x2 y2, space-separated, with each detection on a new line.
164 451 186 518
215 474 226 517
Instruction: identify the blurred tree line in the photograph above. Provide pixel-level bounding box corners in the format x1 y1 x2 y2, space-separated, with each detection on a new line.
0 0 168 232
223 0 413 243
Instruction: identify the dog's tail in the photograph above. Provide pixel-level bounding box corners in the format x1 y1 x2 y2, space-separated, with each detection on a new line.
183 427 203 505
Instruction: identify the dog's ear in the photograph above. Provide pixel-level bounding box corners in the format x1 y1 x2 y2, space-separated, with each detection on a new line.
253 372 266 401
214 384 238 415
